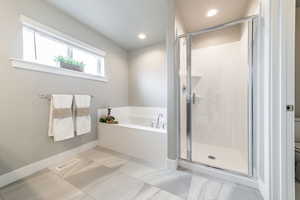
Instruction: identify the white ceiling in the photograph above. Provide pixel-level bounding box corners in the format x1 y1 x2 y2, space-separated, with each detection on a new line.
45 0 168 50
176 0 255 32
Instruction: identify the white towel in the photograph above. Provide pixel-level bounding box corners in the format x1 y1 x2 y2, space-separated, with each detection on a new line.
74 95 91 135
48 95 75 142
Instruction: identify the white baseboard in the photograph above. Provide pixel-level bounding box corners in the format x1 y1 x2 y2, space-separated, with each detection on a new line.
0 140 98 188
166 158 178 170
178 159 259 189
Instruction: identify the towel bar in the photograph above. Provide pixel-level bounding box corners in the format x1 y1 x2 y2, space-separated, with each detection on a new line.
39 94 94 101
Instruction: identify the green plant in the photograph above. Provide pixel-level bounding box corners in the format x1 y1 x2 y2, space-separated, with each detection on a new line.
54 56 86 68
99 116 118 124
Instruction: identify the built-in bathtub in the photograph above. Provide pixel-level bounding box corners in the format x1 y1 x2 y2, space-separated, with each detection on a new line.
97 107 167 167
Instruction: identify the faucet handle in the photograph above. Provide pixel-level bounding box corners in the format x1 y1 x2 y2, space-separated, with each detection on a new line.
151 121 156 128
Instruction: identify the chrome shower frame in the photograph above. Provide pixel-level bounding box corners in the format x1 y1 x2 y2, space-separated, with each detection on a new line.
176 15 258 177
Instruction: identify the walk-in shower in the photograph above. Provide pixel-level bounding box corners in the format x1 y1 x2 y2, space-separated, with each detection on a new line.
177 16 257 176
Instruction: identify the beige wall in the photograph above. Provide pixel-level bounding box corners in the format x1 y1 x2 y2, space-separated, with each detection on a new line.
192 25 242 49
0 0 128 175
128 43 167 107
296 7 300 117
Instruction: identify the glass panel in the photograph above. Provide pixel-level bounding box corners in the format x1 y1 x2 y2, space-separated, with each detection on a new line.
35 32 68 67
73 48 101 75
189 22 251 175
98 57 105 76
22 27 35 61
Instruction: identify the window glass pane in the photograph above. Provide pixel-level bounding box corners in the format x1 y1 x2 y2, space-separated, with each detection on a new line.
22 24 106 77
35 32 68 67
23 27 35 61
73 48 100 75
99 57 105 76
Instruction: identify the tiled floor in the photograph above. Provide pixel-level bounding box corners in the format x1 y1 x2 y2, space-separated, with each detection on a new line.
0 147 263 200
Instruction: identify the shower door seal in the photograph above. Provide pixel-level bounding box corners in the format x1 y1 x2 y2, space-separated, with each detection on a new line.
177 15 258 177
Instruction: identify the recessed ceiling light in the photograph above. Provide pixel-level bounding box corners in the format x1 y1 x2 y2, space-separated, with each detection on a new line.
138 33 147 40
207 9 219 17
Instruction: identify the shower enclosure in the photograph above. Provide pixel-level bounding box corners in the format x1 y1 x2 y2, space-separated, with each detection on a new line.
177 16 257 176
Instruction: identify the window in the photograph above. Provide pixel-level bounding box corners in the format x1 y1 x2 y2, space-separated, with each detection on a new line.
14 15 107 81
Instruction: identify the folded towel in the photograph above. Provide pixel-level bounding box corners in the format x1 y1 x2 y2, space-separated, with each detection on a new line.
74 95 91 135
48 95 75 142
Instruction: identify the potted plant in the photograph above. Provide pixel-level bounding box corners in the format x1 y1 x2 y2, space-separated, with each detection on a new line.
99 107 119 124
54 56 85 72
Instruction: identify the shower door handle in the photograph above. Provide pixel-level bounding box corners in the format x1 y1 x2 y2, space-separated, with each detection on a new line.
186 93 192 104
192 93 196 104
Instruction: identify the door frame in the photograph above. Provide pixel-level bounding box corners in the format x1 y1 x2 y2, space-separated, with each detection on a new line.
261 0 296 199
177 16 257 177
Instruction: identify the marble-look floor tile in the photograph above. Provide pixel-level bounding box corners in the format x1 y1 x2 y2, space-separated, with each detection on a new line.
140 169 191 186
132 186 184 200
188 175 236 200
228 185 263 200
49 157 94 178
83 172 146 200
65 165 118 189
187 175 208 200
79 149 127 168
78 149 115 163
100 157 127 168
132 185 160 200
50 156 120 189
155 172 192 199
0 147 264 200
140 169 192 198
118 161 157 179
216 182 236 200
150 190 184 200
0 170 85 200
70 194 95 200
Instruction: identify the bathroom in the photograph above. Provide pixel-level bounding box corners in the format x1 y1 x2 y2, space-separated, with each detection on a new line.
0 0 296 200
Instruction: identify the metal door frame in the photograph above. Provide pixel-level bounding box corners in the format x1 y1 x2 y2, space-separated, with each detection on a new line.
177 15 258 177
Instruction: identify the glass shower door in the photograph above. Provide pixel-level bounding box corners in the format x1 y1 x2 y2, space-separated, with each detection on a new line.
179 18 255 176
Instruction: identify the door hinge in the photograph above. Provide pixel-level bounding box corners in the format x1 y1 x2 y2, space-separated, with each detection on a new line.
286 105 294 112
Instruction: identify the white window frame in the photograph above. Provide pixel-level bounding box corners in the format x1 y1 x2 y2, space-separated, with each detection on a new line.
11 15 108 82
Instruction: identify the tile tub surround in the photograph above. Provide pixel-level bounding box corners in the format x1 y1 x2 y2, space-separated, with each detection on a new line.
97 107 167 167
0 147 263 200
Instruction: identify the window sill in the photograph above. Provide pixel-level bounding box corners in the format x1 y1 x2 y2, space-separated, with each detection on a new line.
10 58 108 82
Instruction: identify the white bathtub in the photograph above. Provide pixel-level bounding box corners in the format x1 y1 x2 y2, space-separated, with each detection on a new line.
97 107 167 167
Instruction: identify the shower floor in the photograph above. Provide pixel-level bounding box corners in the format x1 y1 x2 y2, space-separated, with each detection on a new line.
192 143 248 174
182 142 248 175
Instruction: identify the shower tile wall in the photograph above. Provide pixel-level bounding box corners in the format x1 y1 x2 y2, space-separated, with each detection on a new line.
191 40 248 154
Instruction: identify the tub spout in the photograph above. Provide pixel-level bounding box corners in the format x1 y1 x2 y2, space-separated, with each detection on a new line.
155 113 164 128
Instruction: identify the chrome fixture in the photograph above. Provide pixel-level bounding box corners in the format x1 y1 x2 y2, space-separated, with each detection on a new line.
151 113 166 129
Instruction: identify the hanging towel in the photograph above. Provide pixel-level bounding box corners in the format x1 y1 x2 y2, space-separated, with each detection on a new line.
74 95 91 135
48 95 75 142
